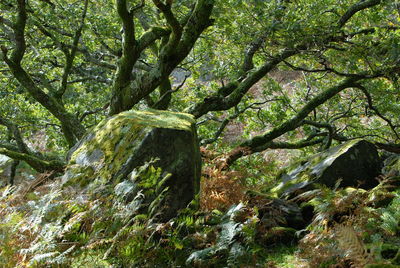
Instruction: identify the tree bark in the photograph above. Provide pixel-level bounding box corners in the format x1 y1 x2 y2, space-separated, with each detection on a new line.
109 0 215 115
0 148 64 173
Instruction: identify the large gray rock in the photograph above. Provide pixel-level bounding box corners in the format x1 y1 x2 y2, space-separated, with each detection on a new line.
63 109 201 220
272 139 382 198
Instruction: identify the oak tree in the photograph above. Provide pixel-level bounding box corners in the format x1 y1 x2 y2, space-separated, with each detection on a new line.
1 0 399 175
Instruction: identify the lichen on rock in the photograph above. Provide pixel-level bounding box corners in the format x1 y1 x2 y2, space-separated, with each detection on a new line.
272 139 382 198
62 109 201 221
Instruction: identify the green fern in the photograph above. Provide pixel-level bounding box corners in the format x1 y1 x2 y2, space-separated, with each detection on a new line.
380 195 400 235
186 203 251 267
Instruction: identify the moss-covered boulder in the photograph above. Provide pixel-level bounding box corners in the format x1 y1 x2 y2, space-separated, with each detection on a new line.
261 227 298 245
62 109 201 221
272 139 382 198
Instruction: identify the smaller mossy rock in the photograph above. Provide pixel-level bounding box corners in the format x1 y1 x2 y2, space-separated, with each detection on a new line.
247 191 305 230
62 109 201 221
272 139 382 198
381 244 400 262
261 227 298 245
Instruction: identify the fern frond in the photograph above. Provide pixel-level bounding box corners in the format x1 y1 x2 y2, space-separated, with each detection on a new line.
335 224 372 267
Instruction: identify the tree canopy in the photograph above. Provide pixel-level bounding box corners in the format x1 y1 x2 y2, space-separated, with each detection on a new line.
2 1 400 267
1 0 400 173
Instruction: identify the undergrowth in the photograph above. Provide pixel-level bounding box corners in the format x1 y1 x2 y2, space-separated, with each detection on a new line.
298 177 400 268
0 159 305 267
1 155 400 267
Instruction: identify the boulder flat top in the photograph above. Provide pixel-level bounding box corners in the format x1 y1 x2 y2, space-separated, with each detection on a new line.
111 109 195 131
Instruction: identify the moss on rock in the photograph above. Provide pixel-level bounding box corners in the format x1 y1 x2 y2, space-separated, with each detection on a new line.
272 139 382 198
262 227 298 245
62 109 201 221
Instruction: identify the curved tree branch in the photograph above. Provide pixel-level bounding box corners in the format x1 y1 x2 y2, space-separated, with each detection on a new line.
240 36 265 79
355 83 400 140
0 148 64 172
200 98 280 146
223 76 363 166
152 0 182 50
189 47 300 118
218 137 325 170
56 0 89 99
0 116 29 154
303 120 335 149
338 0 381 27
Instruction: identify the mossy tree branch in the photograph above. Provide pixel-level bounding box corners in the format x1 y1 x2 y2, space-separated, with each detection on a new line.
0 148 65 172
0 116 29 154
110 0 215 115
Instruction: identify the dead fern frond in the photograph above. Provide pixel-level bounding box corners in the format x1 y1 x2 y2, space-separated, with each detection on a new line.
20 171 57 198
200 147 219 164
335 224 373 268
200 174 245 211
